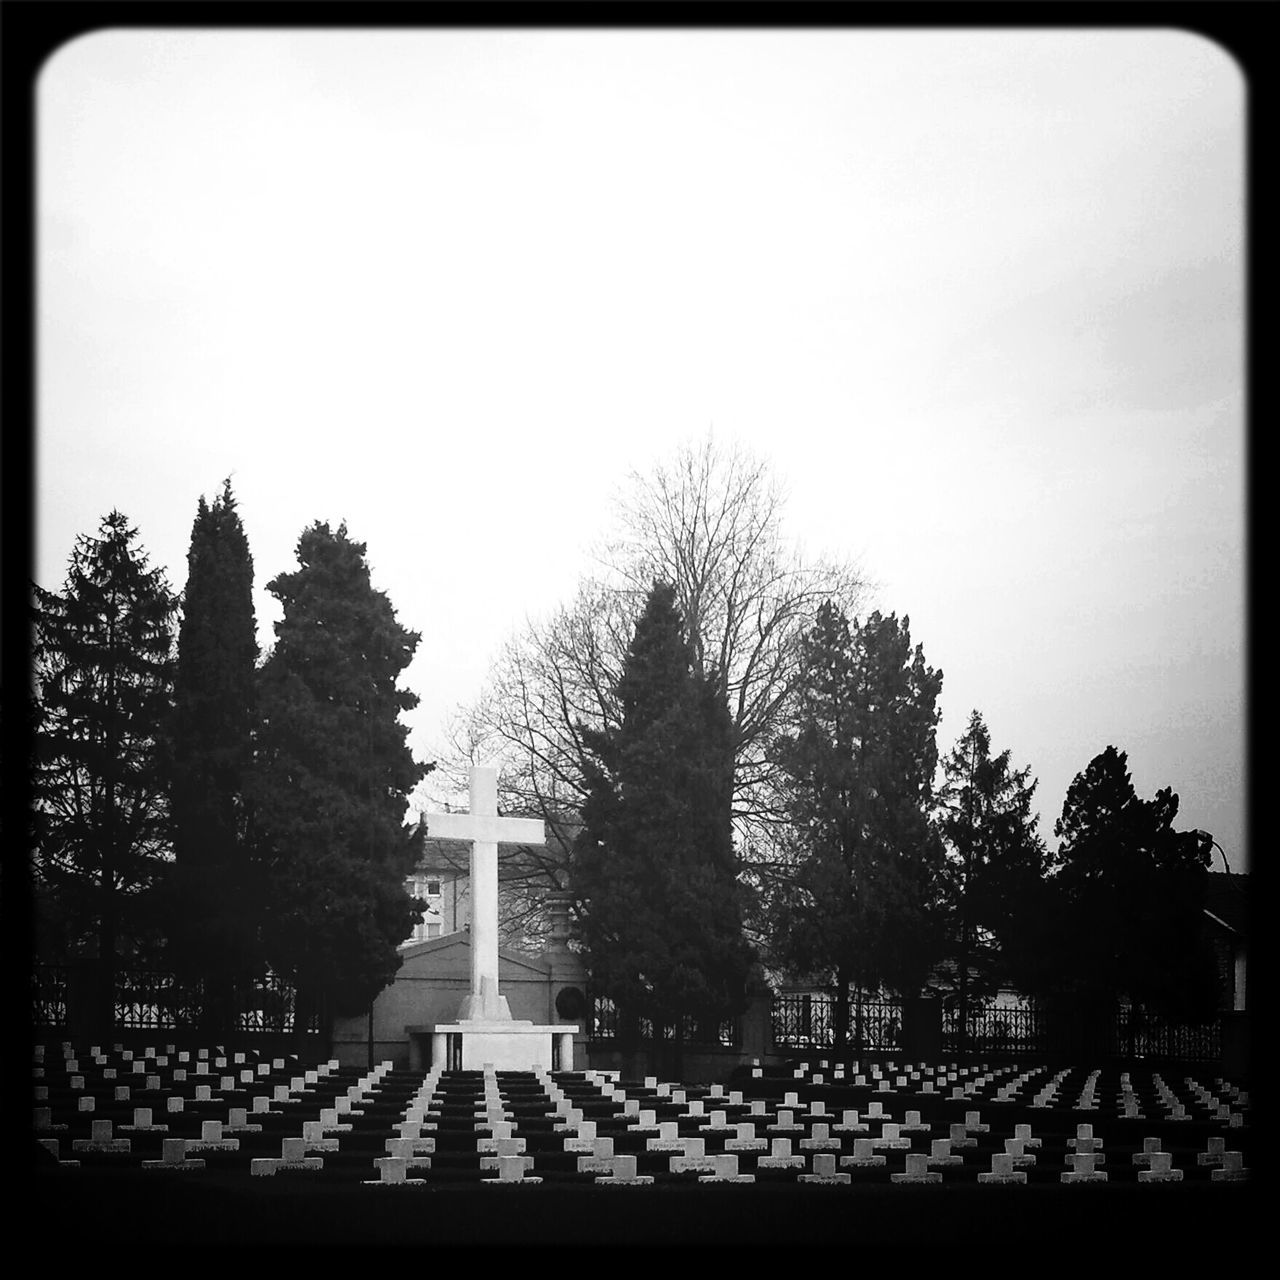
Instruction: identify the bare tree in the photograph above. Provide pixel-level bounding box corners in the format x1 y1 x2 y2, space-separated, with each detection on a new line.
432 436 867 948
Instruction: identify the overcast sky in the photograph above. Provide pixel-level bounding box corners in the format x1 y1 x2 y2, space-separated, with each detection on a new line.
36 29 1246 871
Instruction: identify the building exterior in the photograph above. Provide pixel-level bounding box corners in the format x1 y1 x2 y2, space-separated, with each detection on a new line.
330 892 589 1070
404 840 471 943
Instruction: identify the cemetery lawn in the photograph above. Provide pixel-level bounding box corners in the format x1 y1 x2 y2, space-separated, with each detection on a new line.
28 1164 1253 1249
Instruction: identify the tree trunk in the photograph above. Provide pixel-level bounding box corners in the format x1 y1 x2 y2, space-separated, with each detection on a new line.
98 894 118 1044
293 983 318 1058
671 1012 685 1084
957 931 971 1057
833 967 851 1053
618 1008 643 1082
200 971 237 1046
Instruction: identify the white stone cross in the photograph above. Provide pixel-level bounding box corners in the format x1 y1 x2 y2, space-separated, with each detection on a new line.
424 765 544 1021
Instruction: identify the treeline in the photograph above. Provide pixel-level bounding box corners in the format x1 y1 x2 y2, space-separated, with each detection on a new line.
469 440 1222 1052
760 611 1221 1041
31 484 428 1041
569 576 1221 1070
29 444 1224 1055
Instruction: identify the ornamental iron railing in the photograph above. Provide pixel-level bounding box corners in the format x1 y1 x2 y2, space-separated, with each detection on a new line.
236 971 318 1035
771 993 903 1052
115 969 204 1030
1115 1007 1221 1063
32 963 320 1036
940 1000 1223 1063
941 1002 1043 1056
32 963 68 1029
590 995 740 1048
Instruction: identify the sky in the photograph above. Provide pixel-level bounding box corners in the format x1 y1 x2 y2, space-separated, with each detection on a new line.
36 28 1247 872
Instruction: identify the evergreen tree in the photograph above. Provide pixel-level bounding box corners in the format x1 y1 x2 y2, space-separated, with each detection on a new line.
572 582 755 1075
249 521 428 1035
164 480 259 1035
1041 746 1218 1026
772 603 945 1048
32 511 178 1036
935 710 1048 1048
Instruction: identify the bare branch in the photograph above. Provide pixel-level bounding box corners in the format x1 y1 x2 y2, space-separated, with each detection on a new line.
439 435 868 945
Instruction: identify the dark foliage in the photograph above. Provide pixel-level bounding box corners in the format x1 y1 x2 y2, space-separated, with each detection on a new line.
572 581 755 1053
162 480 261 1032
771 603 945 1040
31 512 178 1027
1034 745 1218 1022
249 521 428 1022
934 710 1049 1038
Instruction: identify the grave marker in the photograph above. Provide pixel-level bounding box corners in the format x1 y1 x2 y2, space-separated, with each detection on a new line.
699 1152 753 1183
757 1137 804 1170
1137 1152 1183 1183
978 1152 1026 1185
928 1139 964 1168
251 1136 324 1176
1061 1152 1107 1184
142 1137 205 1172
1210 1152 1248 1182
891 1152 942 1184
799 1152 850 1185
591 1154 653 1185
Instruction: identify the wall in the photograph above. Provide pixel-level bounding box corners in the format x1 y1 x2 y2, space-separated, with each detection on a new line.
330 931 589 1070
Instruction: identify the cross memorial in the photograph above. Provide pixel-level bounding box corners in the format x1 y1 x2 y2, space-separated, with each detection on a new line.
426 765 542 1021
423 765 578 1071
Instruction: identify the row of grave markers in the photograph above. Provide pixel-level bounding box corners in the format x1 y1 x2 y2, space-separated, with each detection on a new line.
34 1044 1250 1185
38 1041 1248 1125
760 1056 1249 1126
355 1064 1248 1188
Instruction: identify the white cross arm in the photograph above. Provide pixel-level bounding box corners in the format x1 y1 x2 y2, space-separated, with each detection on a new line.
426 813 546 846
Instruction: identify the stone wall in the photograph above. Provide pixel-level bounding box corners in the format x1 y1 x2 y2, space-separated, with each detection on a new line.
329 931 588 1070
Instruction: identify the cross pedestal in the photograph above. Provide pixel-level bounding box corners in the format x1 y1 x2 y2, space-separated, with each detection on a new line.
423 765 578 1070
428 1024 579 1072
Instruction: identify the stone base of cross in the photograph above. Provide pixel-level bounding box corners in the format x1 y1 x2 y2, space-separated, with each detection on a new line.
458 975 510 1023
423 765 578 1070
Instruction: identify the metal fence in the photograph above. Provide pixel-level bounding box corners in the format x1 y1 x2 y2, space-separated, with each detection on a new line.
236 971 317 1035
590 995 740 1048
940 1001 1223 1063
773 992 1227 1064
32 963 68 1029
1115 1008 1221 1063
772 993 904 1052
32 963 320 1036
115 970 205 1031
941 1003 1044 1056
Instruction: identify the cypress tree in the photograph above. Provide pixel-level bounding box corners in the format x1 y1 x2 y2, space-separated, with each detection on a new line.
250 521 427 1040
573 581 754 1077
165 480 259 1036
